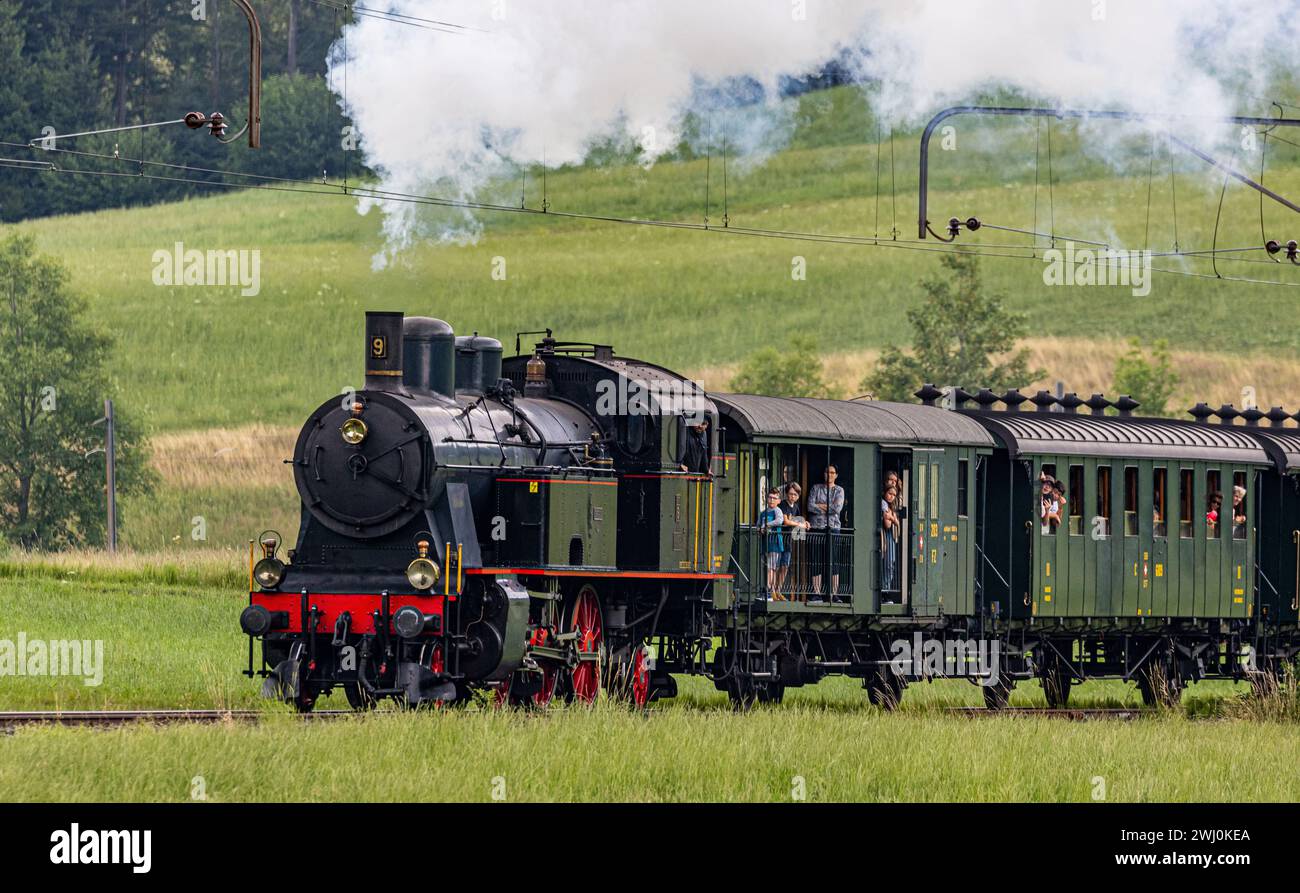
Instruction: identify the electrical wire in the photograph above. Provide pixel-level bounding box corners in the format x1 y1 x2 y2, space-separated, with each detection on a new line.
304 0 483 35
2 138 1296 288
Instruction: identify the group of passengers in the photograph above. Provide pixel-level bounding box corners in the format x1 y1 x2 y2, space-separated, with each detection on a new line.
1039 472 1068 534
1206 487 1247 539
759 466 847 602
1039 470 1249 539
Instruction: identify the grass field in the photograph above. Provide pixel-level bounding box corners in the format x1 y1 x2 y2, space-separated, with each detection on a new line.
0 565 1292 802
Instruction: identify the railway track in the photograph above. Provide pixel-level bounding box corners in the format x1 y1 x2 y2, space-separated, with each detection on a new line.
945 707 1144 720
0 709 351 728
1 706 1146 727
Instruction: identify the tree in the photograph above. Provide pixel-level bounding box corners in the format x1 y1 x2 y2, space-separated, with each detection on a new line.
0 233 154 549
862 251 1044 402
1113 337 1179 418
729 334 839 398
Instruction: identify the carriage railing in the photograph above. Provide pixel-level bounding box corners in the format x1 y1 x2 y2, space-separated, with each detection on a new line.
733 526 854 603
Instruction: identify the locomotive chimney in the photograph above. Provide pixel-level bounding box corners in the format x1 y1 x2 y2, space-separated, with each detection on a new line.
365 311 407 394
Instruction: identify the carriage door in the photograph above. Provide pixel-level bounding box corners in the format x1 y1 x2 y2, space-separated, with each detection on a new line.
913 449 944 615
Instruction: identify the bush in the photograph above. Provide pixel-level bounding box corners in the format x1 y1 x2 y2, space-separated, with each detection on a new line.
729 334 839 398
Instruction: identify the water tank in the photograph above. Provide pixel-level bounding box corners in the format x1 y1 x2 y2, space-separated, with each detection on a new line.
455 334 504 394
403 317 455 398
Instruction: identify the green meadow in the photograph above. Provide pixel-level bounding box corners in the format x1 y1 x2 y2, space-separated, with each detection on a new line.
0 573 1284 803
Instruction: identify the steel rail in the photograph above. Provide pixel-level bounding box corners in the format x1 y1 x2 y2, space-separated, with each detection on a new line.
0 709 351 727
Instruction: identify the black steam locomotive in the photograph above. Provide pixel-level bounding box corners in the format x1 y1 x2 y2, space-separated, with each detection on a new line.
240 311 1300 710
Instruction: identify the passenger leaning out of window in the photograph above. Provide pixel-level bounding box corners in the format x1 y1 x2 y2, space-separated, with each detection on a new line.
1232 485 1247 538
1206 490 1222 536
1040 476 1061 533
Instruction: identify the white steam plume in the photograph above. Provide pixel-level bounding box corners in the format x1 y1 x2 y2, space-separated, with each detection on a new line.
331 0 1300 267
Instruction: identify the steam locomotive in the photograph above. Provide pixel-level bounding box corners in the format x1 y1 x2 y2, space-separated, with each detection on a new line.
240 311 1300 710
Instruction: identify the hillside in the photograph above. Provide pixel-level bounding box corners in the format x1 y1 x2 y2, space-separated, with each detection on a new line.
6 84 1300 552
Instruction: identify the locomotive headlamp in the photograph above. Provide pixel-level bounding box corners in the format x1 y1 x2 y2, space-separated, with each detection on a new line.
252 531 285 589
341 417 369 445
406 540 440 591
253 557 285 590
250 556 284 590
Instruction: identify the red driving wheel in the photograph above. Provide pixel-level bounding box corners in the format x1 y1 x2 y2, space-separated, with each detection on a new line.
569 585 604 703
495 665 558 707
630 646 650 708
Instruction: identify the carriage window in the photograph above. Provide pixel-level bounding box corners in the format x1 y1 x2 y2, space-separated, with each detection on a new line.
1067 465 1084 535
1206 470 1222 538
957 459 969 518
1095 466 1111 537
930 464 939 517
1179 469 1194 539
1124 467 1138 536
1153 468 1168 538
1232 471 1247 540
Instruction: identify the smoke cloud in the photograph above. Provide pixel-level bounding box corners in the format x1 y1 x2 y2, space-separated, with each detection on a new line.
330 0 1300 266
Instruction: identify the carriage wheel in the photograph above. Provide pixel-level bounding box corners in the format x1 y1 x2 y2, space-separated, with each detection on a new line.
568 585 604 704
1041 656 1073 708
982 676 1014 710
1042 671 1072 708
1136 660 1184 708
865 670 904 710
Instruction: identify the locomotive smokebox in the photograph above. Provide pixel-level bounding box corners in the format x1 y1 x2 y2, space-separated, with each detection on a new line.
364 311 407 393
403 316 456 399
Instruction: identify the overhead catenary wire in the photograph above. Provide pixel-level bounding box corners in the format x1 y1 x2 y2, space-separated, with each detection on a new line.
304 0 484 35
5 136 1295 289
26 117 190 146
